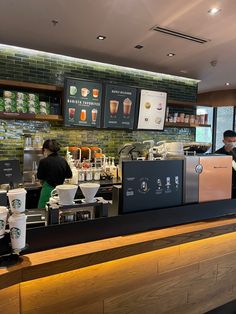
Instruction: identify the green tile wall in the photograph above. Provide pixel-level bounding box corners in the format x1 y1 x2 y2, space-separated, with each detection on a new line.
0 46 197 163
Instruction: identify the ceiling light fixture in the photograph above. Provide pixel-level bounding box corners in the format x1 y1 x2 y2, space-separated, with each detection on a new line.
134 45 144 49
225 82 230 86
167 53 175 57
97 35 106 40
208 8 221 15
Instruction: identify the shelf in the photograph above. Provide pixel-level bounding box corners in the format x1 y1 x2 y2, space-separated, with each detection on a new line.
168 100 213 107
0 79 63 92
35 114 63 122
0 112 63 122
165 122 211 128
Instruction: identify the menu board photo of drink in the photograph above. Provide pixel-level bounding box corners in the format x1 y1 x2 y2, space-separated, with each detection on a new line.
137 90 167 130
103 84 137 129
64 78 102 128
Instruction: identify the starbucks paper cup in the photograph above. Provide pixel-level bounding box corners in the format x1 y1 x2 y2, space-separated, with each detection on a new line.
7 188 27 214
8 213 27 251
0 206 8 238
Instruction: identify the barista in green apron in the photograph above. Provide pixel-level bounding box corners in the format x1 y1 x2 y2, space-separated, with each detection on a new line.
37 181 54 208
37 139 72 208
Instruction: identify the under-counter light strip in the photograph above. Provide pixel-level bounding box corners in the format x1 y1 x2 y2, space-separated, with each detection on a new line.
0 43 200 84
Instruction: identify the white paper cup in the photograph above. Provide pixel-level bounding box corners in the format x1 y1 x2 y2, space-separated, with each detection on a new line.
8 213 27 251
7 188 27 213
0 206 8 238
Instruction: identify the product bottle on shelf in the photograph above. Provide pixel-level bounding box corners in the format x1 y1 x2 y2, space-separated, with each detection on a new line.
110 157 117 178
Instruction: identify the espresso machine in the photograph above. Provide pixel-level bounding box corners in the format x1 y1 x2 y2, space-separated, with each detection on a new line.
183 155 232 203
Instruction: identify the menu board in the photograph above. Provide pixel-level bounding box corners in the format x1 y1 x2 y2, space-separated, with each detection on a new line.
103 84 137 129
64 78 102 128
0 160 22 184
137 90 167 130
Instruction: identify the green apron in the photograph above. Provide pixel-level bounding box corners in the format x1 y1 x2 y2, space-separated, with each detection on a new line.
38 181 54 208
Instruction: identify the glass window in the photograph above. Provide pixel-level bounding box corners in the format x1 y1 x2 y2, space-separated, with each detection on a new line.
195 106 213 146
215 106 234 150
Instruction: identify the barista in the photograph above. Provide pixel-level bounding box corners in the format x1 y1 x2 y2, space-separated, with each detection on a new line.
215 130 236 198
37 139 72 208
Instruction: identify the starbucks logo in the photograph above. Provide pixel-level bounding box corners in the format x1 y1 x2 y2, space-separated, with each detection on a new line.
0 219 4 230
11 199 22 209
10 227 21 239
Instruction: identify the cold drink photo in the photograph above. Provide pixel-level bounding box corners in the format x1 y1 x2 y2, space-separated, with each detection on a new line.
91 108 98 122
92 89 99 98
123 98 132 116
110 100 119 115
80 109 87 121
68 108 76 121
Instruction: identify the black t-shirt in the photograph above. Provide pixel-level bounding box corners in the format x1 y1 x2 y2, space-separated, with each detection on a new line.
215 146 236 189
37 153 72 187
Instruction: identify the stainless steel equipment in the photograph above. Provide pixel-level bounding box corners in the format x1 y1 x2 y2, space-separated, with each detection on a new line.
183 142 212 154
23 148 43 183
183 155 232 203
118 142 148 161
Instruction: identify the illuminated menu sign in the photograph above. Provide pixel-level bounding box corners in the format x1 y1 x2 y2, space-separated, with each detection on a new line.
64 78 102 128
137 90 167 130
103 84 137 129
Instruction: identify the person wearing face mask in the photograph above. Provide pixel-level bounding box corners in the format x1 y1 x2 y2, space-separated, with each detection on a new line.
37 139 72 208
215 130 236 198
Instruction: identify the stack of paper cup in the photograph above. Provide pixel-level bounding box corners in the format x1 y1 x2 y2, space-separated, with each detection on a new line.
7 188 27 252
0 206 8 239
7 188 27 214
8 214 27 251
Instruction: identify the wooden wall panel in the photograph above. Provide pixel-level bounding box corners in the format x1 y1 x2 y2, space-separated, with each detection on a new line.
20 237 236 314
20 252 158 314
5 225 236 314
0 284 20 313
158 232 236 273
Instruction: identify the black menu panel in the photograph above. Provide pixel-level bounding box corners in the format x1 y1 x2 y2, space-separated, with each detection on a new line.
0 160 22 184
64 78 102 128
122 160 183 213
103 84 137 129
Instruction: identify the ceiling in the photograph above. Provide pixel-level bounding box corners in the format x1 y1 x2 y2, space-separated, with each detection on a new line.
0 0 236 93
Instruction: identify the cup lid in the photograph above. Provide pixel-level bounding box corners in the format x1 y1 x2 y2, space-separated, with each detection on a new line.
0 206 8 214
7 188 27 194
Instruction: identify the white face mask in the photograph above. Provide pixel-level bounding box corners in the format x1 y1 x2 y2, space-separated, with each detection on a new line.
225 142 236 148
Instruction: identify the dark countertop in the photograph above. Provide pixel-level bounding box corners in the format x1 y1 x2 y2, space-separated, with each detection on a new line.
23 178 122 190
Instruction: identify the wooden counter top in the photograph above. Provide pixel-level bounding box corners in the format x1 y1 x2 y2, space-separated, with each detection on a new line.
1 216 236 290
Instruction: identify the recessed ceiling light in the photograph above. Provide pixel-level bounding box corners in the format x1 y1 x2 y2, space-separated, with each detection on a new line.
180 70 188 74
167 53 175 57
134 45 144 49
225 82 230 86
97 35 106 40
208 8 221 15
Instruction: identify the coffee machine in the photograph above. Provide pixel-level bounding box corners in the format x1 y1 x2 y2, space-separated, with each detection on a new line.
183 155 232 203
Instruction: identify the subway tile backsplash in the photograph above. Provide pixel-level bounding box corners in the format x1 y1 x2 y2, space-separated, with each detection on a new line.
0 46 197 163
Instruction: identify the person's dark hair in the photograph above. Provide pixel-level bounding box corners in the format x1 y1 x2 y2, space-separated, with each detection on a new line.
42 139 61 153
223 130 236 138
